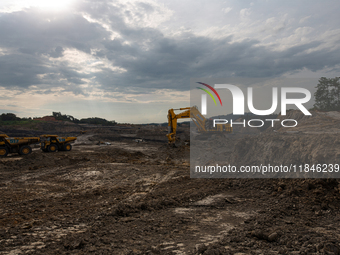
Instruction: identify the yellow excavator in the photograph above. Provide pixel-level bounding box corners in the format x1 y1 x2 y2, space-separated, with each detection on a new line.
166 106 232 144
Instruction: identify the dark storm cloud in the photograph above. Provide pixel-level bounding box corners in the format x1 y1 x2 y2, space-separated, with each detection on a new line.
0 54 46 87
0 6 108 89
49 46 64 58
0 52 90 89
96 34 339 91
0 1 339 95
0 9 106 54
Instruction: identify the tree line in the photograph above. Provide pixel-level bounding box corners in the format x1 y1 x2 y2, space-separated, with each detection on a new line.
0 113 32 121
52 112 117 126
1 77 339 123
0 112 116 126
314 77 340 111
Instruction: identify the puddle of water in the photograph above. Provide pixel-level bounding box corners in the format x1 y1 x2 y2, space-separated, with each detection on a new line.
103 163 129 165
174 208 194 214
193 193 234 206
84 171 102 176
120 134 137 137
0 157 23 162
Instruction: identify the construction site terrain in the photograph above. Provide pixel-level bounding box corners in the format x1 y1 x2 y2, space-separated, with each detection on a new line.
1 111 340 255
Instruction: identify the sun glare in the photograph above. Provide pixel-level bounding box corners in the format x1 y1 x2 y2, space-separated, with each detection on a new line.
24 0 74 11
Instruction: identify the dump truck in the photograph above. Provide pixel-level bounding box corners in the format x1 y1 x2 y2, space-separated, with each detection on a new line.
0 134 40 157
40 135 77 152
167 106 232 145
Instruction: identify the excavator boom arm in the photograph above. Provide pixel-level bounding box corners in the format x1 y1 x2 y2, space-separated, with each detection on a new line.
166 106 232 143
166 108 191 143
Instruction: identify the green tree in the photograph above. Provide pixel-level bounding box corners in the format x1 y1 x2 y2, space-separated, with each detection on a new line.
0 113 20 121
52 112 78 122
314 77 340 111
79 117 116 126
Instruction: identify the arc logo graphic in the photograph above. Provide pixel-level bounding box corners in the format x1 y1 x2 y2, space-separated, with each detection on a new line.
197 83 311 117
196 82 223 114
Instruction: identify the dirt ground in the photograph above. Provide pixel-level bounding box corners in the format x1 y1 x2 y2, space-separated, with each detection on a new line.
1 115 340 255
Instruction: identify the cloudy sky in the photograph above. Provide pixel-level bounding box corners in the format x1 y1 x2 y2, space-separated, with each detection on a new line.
0 0 339 123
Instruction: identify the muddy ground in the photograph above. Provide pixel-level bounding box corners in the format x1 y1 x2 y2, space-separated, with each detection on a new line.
1 115 340 255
